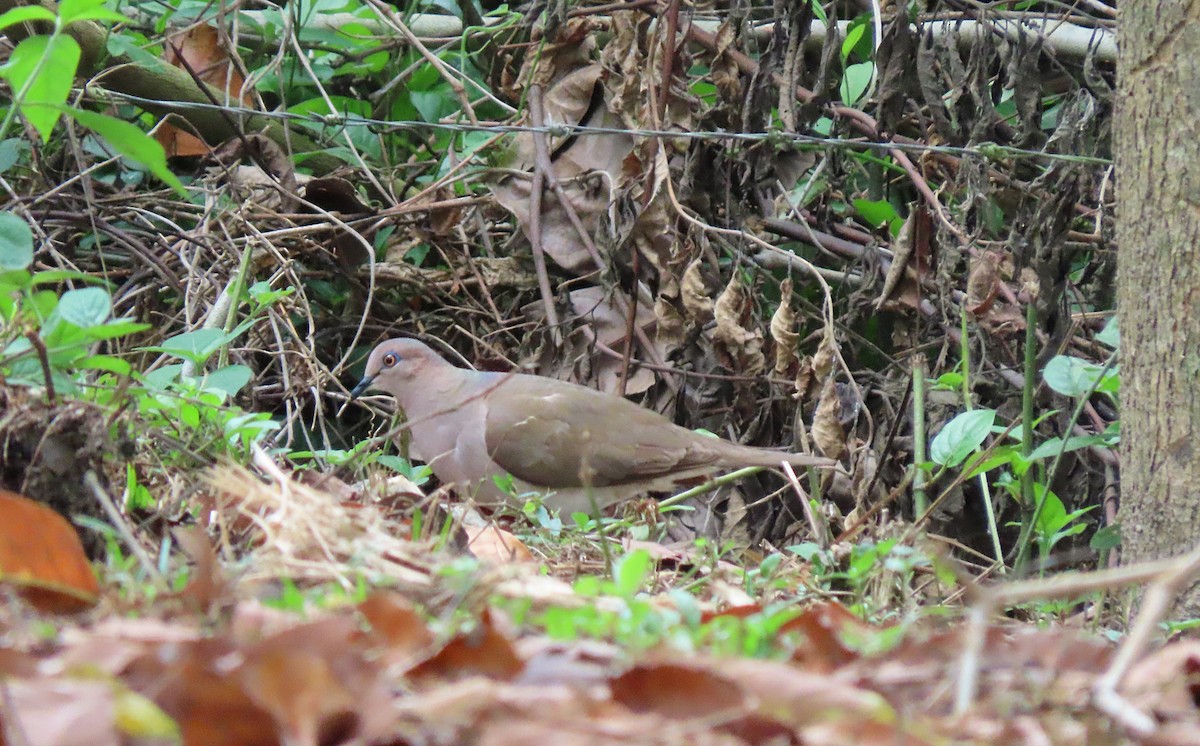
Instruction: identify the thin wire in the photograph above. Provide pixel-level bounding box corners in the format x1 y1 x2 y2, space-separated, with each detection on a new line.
88 89 1113 166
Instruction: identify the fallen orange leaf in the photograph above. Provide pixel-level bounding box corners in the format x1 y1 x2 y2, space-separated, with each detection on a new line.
0 489 99 613
156 24 255 157
464 522 534 565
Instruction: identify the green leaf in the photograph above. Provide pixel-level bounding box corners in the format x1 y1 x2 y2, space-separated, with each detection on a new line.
1027 434 1108 462
84 319 151 341
0 138 30 174
1033 486 1066 534
201 364 253 396
180 403 200 428
78 354 131 375
853 198 899 229
930 409 996 468
63 108 185 195
839 61 873 106
1043 355 1116 397
0 5 55 30
56 286 111 328
1096 317 1119 350
963 444 1028 479
612 550 652 598
841 22 866 61
140 363 184 389
57 0 126 25
142 328 227 365
0 35 81 141
0 212 33 270
1090 524 1121 551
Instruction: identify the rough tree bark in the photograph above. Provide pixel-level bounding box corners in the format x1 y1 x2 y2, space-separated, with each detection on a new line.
1117 3 1200 614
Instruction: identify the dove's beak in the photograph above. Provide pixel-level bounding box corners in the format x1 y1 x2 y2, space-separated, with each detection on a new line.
349 375 375 399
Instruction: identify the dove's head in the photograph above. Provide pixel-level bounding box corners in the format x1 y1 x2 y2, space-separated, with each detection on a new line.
350 338 448 399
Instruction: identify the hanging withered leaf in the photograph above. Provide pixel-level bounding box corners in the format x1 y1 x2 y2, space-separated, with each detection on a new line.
811 375 847 460
965 250 1000 316
770 278 800 376
796 331 838 404
875 208 919 311
712 274 765 376
681 258 714 324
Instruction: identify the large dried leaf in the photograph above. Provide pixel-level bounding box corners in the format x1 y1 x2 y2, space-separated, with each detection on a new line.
156 24 254 156
811 375 846 459
771 278 801 376
681 257 714 323
712 274 765 376
0 489 98 613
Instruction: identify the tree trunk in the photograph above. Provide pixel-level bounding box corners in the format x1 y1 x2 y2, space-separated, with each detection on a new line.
1117 3 1200 614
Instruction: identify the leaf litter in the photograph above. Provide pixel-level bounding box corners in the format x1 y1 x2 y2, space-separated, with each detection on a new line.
0 1 1183 744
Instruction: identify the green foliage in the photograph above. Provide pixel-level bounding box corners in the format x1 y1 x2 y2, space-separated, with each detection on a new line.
0 213 150 392
0 0 182 191
930 409 996 468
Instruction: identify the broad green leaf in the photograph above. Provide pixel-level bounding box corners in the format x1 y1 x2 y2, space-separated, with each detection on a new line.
1090 524 1121 551
0 35 81 141
201 364 253 396
853 198 899 229
1043 355 1117 397
57 0 126 25
64 108 185 195
180 403 200 428
0 5 55 30
0 138 30 174
56 286 111 328
963 444 1028 478
930 409 996 467
0 212 33 270
613 549 652 598
29 268 97 285
142 328 227 365
84 319 151 341
1096 317 1119 349
140 363 184 389
1033 485 1066 534
1027 434 1108 462
839 61 873 106
78 354 131 375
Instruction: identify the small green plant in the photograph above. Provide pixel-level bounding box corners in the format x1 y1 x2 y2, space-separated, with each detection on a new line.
0 0 182 191
0 212 150 393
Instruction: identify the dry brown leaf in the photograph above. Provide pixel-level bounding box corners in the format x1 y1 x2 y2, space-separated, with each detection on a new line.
156 24 254 156
0 489 99 613
358 592 437 667
173 525 228 615
811 375 846 460
611 661 747 720
3 677 120 746
783 601 875 671
719 657 894 733
408 609 525 684
680 258 714 323
492 173 611 273
1122 639 1200 725
464 523 534 565
771 278 801 376
711 21 744 102
966 251 1000 316
712 274 765 376
238 618 380 746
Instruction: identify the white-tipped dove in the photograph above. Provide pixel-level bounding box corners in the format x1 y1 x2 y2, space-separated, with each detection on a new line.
351 338 834 514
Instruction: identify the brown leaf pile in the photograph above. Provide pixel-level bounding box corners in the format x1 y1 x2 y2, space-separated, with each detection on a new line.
5 592 1200 745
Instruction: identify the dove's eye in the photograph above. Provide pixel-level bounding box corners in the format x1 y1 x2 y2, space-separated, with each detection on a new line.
382 353 398 367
